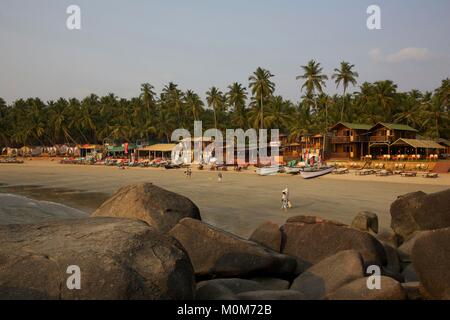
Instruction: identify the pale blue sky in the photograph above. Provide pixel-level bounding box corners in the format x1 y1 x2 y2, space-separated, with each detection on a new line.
1 0 449 104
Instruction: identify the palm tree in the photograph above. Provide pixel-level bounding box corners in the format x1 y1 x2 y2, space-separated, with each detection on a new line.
373 80 397 121
206 86 224 129
184 90 204 122
248 68 275 129
332 62 359 121
296 60 328 112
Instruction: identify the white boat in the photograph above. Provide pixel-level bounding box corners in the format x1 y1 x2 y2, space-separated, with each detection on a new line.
256 166 280 176
284 166 301 174
300 166 334 179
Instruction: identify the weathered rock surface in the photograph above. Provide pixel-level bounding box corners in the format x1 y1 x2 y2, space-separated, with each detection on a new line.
397 230 432 263
249 277 290 290
169 218 297 278
376 229 400 248
390 189 450 241
195 279 265 300
92 183 201 233
249 221 282 252
401 264 420 283
351 211 379 234
281 216 386 272
401 282 422 300
412 228 450 299
0 217 195 300
326 276 407 300
290 250 364 300
382 243 401 274
237 290 305 300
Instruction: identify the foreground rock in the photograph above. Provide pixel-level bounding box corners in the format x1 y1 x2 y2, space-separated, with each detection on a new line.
412 228 450 299
249 221 282 252
237 290 305 300
281 216 386 272
290 250 364 300
397 230 432 263
92 183 201 233
169 218 297 278
250 277 290 290
196 279 263 300
0 217 195 299
351 211 379 234
326 276 407 300
390 189 450 242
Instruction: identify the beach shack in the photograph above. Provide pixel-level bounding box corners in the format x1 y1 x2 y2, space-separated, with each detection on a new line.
106 143 137 159
78 144 103 159
390 138 445 160
437 138 450 158
136 144 176 160
329 122 371 159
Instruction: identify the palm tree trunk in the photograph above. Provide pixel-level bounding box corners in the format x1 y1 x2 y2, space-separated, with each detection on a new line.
260 91 264 130
340 87 346 122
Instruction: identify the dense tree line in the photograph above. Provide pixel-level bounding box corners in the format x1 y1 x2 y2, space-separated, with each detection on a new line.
0 60 449 147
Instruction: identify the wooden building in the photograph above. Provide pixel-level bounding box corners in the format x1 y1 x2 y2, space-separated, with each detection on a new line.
329 122 371 159
368 123 418 157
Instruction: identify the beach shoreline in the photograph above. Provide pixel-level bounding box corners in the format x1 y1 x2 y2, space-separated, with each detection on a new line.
1 159 449 237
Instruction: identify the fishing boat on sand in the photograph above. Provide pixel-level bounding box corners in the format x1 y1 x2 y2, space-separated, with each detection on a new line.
256 166 280 176
300 166 334 179
284 166 302 174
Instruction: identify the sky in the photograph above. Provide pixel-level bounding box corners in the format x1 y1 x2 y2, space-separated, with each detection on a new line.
1 0 449 104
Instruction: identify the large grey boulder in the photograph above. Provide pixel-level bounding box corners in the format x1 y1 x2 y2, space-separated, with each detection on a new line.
169 218 297 278
326 276 407 300
390 189 450 242
92 183 201 233
411 228 450 299
0 217 195 300
249 221 282 252
290 250 364 300
281 216 386 272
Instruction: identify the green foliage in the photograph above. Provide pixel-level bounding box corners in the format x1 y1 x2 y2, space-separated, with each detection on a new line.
0 68 448 148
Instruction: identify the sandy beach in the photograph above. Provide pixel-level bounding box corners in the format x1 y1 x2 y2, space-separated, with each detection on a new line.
0 159 449 237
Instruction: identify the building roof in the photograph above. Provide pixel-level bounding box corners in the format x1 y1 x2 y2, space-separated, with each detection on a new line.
437 138 450 147
138 144 177 152
371 122 418 132
391 138 445 149
330 122 372 131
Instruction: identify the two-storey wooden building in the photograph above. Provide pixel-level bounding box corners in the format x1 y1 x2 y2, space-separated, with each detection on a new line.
368 123 418 156
329 122 372 159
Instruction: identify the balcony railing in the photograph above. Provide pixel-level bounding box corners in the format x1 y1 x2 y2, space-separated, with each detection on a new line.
330 152 350 159
330 136 369 144
370 136 395 143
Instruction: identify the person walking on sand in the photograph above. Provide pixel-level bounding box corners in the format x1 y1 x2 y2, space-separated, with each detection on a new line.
185 168 192 179
281 187 291 210
218 172 223 183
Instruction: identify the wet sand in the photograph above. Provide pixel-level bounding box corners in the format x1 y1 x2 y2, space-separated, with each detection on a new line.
1 160 449 237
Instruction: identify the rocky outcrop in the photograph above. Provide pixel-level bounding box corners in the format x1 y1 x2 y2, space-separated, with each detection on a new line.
249 221 282 252
92 183 201 233
281 216 386 272
411 228 450 299
290 250 364 300
169 218 297 278
326 276 407 300
390 189 450 241
0 217 195 300
351 211 379 234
